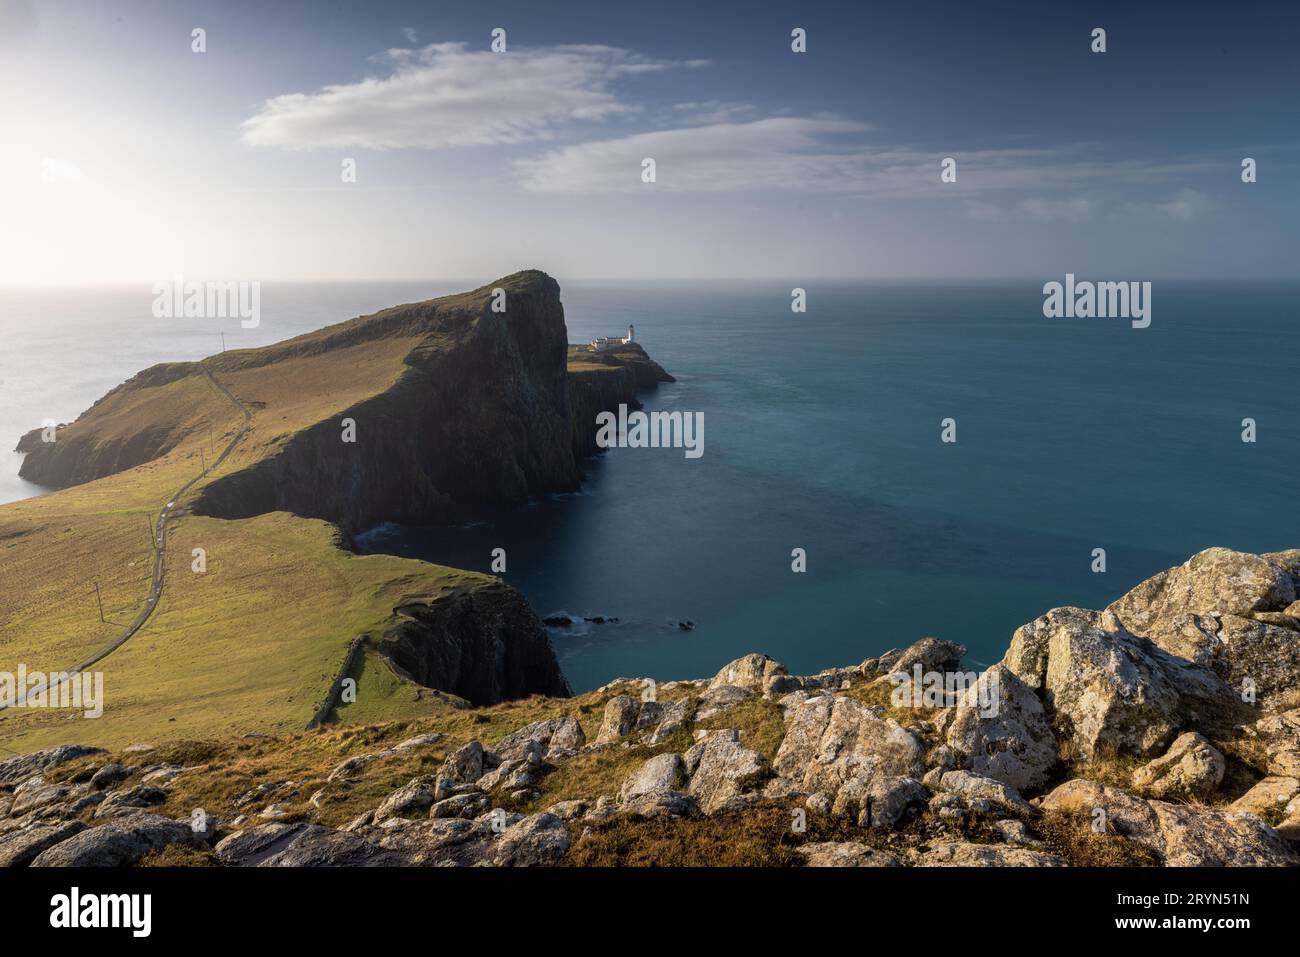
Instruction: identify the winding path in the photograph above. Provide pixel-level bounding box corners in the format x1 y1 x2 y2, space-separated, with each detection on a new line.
0 363 251 711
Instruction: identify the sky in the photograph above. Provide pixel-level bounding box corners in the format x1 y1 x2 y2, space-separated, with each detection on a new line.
0 0 1297 283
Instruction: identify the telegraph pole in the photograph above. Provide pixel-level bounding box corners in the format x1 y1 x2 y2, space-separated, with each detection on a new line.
93 581 105 623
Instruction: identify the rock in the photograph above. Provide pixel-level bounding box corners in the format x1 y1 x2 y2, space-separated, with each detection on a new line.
596 696 640 743
1109 548 1299 711
258 803 293 821
140 764 191 786
862 776 928 828
94 785 167 819
773 695 924 794
328 754 381 782
915 841 1066 867
375 778 435 822
1130 732 1225 800
257 825 408 866
1042 779 1296 866
491 813 569 866
31 813 194 867
944 665 1057 792
0 821 88 867
1001 607 1183 759
708 653 787 692
546 800 589 821
620 753 685 801
940 770 1035 817
1252 708 1300 777
798 842 902 867
214 822 301 864
8 778 70 817
620 790 697 820
493 717 585 762
0 745 105 787
647 699 695 744
429 793 488 819
1230 777 1300 816
993 819 1039 846
696 684 754 720
392 732 443 752
89 763 132 791
234 781 293 808
685 737 767 813
890 637 967 676
434 741 486 800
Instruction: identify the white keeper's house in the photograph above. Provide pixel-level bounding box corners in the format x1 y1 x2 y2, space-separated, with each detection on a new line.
591 324 634 352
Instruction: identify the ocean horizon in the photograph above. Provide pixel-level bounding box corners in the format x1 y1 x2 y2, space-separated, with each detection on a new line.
4 279 1297 691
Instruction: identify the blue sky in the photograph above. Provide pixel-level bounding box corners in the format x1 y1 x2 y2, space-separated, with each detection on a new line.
1 0 1296 282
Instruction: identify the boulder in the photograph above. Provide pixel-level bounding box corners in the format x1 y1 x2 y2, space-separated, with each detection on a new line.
945 665 1057 792
1130 732 1225 800
696 684 753 720
213 822 301 864
31 813 194 867
915 841 1066 867
620 753 685 802
1042 779 1296 866
257 825 408 866
939 770 1035 817
0 821 88 867
773 695 924 794
798 842 902 867
94 785 167 819
491 813 569 866
433 741 486 800
89 763 133 791
375 778 436 822
708 654 787 692
8 778 70 817
0 745 105 787
1001 607 1183 759
596 696 639 743
685 737 767 813
1230 776 1300 816
493 717 585 762
889 637 967 676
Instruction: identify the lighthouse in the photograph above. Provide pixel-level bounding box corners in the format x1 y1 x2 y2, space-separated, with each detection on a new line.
625 324 635 344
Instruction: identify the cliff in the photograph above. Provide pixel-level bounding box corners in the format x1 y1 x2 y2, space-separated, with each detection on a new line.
3 272 674 747
3 547 1297 868
565 342 674 458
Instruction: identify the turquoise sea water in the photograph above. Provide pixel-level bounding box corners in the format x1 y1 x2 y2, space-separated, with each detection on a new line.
4 281 1297 691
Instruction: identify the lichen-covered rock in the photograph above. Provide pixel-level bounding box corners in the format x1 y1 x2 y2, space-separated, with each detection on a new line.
945 665 1057 792
0 821 88 867
433 741 486 800
596 696 639 743
31 813 194 867
1042 779 1296 866
1130 732 1225 800
696 684 753 720
1230 777 1300 816
915 841 1066 867
1001 607 1183 759
773 695 924 794
0 745 105 787
798 842 902 867
620 753 684 801
888 637 967 676
939 770 1035 817
708 654 787 692
491 813 569 866
375 778 436 822
493 717 585 762
685 737 767 813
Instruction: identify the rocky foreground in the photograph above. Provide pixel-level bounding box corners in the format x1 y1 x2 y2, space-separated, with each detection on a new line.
4 546 1300 867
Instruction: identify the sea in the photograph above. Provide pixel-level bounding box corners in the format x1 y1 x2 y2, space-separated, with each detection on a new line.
3 280 1297 691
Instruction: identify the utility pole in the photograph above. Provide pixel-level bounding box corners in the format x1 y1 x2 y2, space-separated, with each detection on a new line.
220 331 226 353
200 446 206 472
93 581 105 623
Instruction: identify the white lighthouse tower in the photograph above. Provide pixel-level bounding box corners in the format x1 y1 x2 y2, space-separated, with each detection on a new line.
625 324 635 344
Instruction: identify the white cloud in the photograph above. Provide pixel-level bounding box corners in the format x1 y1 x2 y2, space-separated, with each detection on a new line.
1124 188 1211 221
241 43 703 150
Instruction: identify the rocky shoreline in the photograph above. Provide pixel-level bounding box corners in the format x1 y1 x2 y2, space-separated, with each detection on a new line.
3 546 1297 867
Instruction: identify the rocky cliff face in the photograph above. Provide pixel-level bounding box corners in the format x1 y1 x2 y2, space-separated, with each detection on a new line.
3 546 1297 868
566 343 674 459
192 273 583 534
375 583 573 703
